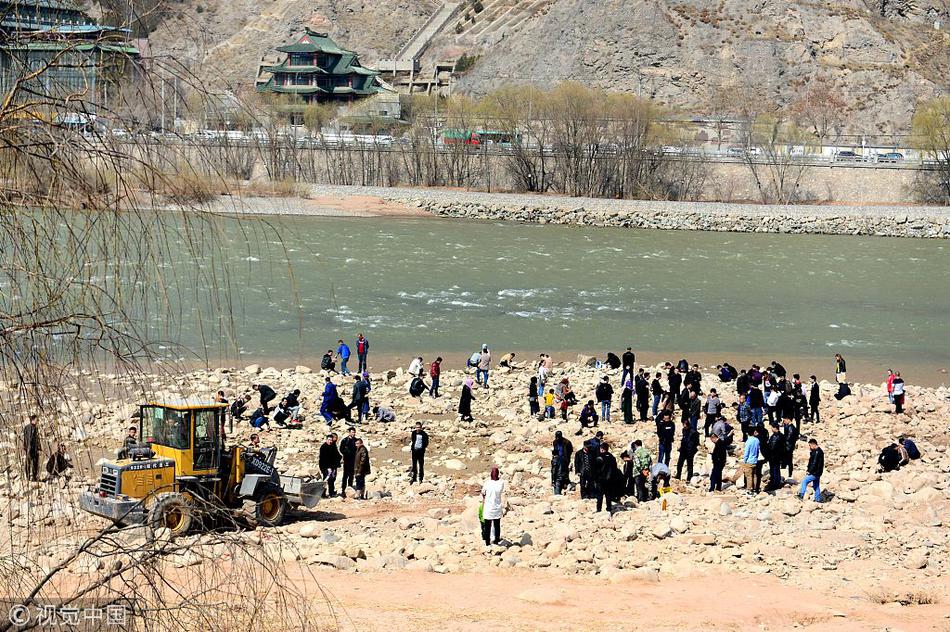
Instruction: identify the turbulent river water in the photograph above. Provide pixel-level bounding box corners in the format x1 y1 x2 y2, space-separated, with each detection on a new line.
152 214 950 384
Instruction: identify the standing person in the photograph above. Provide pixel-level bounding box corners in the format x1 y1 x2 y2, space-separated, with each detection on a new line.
537 356 549 397
574 441 595 499
620 379 634 424
736 368 750 397
735 394 752 441
337 339 351 376
594 442 617 513
634 369 650 422
798 439 824 502
650 372 663 418
429 357 442 398
595 376 613 423
885 369 896 404
349 375 367 423
551 431 574 495
528 377 540 417
667 368 682 409
675 419 700 481
339 427 357 498
22 414 40 481
685 390 701 433
766 422 786 491
356 333 369 374
458 378 475 422
621 347 636 385
353 438 371 500
782 417 799 477
476 345 492 388
480 467 504 546
736 429 760 493
808 375 821 422
655 411 675 466
410 422 429 484
891 372 906 414
834 353 846 383
748 384 765 428
704 389 722 437
709 433 727 492
252 383 277 415
318 434 341 497
320 377 338 425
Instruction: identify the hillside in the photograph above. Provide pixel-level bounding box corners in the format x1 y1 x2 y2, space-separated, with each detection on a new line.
148 0 950 133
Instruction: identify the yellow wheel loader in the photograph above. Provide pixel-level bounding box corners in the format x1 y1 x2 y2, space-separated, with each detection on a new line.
79 401 323 536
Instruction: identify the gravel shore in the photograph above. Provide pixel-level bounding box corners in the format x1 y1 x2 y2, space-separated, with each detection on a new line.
290 184 950 239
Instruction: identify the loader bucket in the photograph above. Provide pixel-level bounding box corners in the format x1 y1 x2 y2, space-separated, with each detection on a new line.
280 475 325 509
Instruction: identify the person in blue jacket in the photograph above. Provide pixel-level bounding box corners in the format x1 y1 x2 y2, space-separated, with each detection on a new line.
336 339 351 376
320 377 338 424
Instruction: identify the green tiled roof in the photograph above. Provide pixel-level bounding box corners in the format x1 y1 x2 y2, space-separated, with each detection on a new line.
276 29 349 55
261 65 327 74
259 85 329 95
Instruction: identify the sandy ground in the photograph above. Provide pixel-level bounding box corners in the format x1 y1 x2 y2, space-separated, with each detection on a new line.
300 567 950 632
210 193 430 217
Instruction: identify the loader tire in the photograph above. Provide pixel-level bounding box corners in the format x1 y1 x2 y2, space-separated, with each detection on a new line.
149 493 193 538
242 488 287 528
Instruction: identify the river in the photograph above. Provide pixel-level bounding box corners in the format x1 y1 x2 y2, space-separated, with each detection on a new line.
148 214 950 385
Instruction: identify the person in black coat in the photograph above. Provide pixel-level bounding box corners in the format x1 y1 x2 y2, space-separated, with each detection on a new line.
736 369 750 396
675 419 700 481
782 418 799 477
808 375 821 422
766 422 786 490
339 427 358 498
574 443 595 499
458 379 475 421
551 431 574 495
594 443 618 512
655 411 676 466
709 434 727 491
668 369 682 409
318 434 342 496
798 439 824 501
22 415 40 481
634 370 650 421
621 348 636 385
253 383 277 414
410 422 429 483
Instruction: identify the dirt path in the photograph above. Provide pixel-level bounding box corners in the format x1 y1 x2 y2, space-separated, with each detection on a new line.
300 568 949 631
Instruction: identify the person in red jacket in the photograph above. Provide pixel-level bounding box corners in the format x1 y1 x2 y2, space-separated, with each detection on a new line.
885 369 896 404
429 357 442 398
356 333 369 373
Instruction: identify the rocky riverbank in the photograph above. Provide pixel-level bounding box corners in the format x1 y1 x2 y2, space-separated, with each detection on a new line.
294 184 950 239
7 357 949 616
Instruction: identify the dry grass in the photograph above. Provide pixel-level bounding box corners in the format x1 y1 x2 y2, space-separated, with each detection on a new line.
867 588 940 606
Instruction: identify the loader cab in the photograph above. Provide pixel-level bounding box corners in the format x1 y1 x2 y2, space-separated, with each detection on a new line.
140 402 228 477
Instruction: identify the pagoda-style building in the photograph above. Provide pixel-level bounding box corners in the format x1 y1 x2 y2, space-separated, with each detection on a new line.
0 0 142 105
256 29 384 104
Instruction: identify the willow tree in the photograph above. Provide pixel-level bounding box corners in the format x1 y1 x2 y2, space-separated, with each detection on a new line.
0 22 327 631
912 97 950 204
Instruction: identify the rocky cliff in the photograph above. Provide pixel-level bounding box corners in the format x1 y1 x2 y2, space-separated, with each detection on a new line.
148 0 950 132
